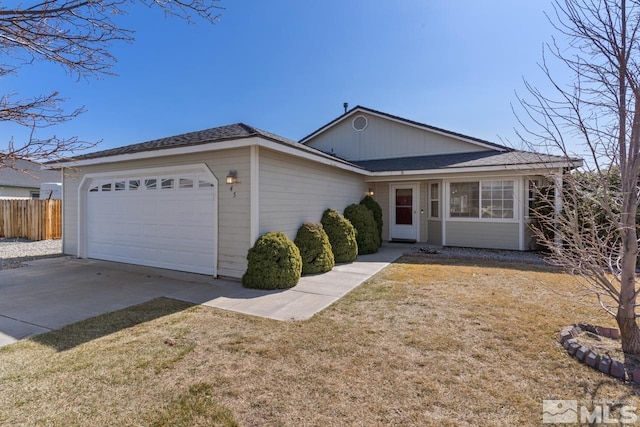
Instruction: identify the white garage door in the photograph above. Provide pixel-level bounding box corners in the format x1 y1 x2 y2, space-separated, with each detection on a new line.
86 171 216 275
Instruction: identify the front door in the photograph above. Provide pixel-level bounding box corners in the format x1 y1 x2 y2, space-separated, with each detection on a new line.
390 183 419 241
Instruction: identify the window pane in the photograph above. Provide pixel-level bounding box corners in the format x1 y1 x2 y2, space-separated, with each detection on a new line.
396 188 413 225
449 182 479 217
145 179 157 190
101 183 112 192
481 180 514 219
129 180 140 190
429 182 440 218
179 178 194 189
114 181 125 191
161 178 174 189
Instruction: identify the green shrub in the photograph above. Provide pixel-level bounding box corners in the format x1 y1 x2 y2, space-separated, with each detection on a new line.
242 231 302 290
294 222 335 275
360 195 383 241
343 204 381 255
320 209 358 263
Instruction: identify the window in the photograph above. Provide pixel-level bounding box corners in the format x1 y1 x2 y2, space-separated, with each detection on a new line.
114 181 125 191
179 178 194 189
161 178 174 190
527 179 542 218
89 185 99 192
450 182 479 217
481 180 514 218
101 183 112 192
449 180 514 219
395 189 413 225
198 179 214 188
144 179 157 190
128 180 140 190
429 182 439 218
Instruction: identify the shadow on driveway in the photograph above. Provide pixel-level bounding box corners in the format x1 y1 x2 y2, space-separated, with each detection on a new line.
30 297 194 352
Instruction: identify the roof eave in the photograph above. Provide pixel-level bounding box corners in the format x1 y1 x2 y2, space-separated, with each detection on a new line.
48 136 369 176
365 160 579 177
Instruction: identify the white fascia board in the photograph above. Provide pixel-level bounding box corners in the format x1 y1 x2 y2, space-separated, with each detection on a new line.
301 107 507 152
49 138 257 168
254 139 368 175
365 162 573 181
49 136 370 176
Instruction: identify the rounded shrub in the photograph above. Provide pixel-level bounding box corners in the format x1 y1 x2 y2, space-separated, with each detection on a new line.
343 203 381 255
294 222 335 275
242 231 302 290
320 208 358 263
360 195 383 241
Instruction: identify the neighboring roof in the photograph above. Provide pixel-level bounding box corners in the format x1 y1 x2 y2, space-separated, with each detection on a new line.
299 105 509 152
0 159 61 188
60 123 361 169
353 150 580 172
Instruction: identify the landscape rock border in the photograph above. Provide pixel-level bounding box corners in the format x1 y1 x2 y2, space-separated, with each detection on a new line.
558 322 640 383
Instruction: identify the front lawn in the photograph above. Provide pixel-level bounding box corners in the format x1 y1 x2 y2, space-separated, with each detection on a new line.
1 257 638 426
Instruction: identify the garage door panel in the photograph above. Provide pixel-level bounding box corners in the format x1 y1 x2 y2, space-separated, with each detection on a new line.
87 171 216 275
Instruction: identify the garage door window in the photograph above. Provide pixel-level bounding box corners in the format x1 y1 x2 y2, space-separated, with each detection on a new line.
91 174 214 194
180 178 194 189
145 179 157 190
161 178 174 190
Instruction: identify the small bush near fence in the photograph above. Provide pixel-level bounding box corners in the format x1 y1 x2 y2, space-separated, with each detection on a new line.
0 200 62 240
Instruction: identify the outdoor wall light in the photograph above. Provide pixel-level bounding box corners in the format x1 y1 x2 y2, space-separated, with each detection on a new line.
226 170 238 185
367 188 375 196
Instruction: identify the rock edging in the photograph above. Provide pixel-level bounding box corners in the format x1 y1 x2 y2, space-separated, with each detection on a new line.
558 322 640 383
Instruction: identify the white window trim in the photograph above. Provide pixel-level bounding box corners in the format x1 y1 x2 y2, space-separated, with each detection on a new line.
428 181 440 219
445 179 520 223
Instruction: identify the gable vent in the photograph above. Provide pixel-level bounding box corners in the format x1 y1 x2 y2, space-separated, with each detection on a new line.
352 115 368 131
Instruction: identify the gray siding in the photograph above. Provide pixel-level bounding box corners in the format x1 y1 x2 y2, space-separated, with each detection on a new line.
259 149 367 240
0 187 34 199
62 147 251 278
420 183 428 242
446 222 520 250
306 113 489 161
427 220 442 245
373 183 390 241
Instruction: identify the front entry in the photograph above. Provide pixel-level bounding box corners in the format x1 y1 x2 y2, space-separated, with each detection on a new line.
390 183 419 241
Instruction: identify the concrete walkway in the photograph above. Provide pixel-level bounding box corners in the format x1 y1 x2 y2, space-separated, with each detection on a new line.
0 243 408 347
172 243 408 321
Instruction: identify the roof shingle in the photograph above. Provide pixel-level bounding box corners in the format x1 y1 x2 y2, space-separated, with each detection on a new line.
352 151 577 172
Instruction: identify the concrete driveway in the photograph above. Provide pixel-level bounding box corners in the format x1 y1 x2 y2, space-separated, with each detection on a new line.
0 244 408 348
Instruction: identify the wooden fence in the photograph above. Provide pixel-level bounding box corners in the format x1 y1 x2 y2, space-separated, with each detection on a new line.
0 199 62 240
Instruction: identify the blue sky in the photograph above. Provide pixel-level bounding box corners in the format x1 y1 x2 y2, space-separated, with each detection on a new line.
3 0 570 155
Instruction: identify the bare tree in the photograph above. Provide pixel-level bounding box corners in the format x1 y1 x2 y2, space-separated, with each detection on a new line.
517 0 640 354
0 0 223 167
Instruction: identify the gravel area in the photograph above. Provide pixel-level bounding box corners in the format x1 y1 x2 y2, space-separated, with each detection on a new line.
405 244 548 265
0 238 63 270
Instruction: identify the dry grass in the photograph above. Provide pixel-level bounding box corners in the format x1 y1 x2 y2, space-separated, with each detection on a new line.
1 257 639 426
